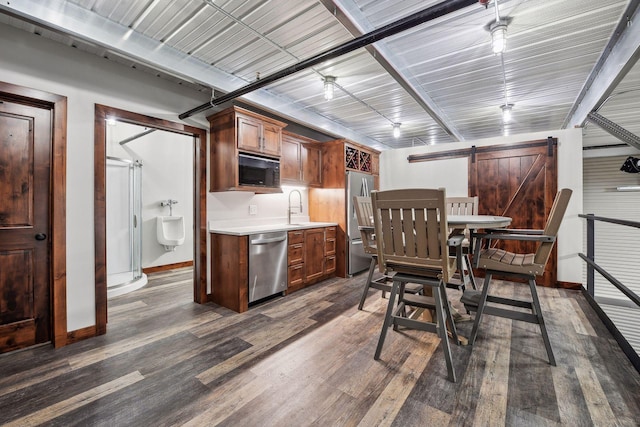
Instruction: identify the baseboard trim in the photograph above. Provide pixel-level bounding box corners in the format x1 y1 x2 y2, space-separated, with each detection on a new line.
556 281 582 290
66 325 97 344
143 261 194 274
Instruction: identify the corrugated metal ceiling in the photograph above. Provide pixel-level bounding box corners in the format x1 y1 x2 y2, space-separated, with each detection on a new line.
1 0 639 151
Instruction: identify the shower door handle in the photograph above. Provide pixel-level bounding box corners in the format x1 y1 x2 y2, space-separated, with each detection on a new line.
133 215 137 228
35 233 47 241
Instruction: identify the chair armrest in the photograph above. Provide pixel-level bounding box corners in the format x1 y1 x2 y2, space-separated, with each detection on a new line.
478 233 556 243
483 228 543 235
447 234 465 247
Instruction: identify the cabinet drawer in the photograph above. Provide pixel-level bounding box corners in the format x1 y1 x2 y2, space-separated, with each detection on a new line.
288 264 304 286
288 243 304 265
325 238 336 256
325 255 336 275
288 230 304 244
326 226 337 238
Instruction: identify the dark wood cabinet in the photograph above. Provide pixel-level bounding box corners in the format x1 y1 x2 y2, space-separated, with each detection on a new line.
210 233 248 313
281 131 322 187
208 106 286 193
286 226 336 294
309 139 379 277
304 228 325 282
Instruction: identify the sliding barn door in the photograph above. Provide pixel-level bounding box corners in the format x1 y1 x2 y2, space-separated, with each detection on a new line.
469 140 558 286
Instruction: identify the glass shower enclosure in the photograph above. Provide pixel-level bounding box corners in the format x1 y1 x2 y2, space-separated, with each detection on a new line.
106 156 147 298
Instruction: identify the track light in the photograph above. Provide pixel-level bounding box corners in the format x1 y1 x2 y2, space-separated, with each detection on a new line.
392 123 401 138
323 76 336 100
501 104 513 123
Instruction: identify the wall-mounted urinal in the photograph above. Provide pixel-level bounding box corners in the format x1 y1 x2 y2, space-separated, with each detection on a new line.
157 216 185 251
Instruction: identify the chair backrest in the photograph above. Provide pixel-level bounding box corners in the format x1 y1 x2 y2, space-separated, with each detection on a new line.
371 188 454 282
446 196 479 216
534 188 572 266
353 196 377 255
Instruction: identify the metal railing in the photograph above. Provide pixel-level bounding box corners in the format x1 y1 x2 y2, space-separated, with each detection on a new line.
579 213 640 372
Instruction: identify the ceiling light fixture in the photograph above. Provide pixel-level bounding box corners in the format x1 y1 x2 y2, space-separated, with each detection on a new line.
393 123 401 138
501 104 514 123
490 22 507 54
323 76 336 100
499 54 514 124
490 0 507 54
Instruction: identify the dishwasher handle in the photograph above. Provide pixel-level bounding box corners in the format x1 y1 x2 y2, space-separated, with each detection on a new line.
250 236 287 245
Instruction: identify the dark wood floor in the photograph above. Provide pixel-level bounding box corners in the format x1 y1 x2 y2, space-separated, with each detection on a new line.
1 268 639 426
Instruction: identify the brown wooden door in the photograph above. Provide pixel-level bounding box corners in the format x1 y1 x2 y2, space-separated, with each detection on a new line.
304 228 325 282
236 114 262 153
280 135 301 182
469 141 558 286
0 99 51 353
261 123 281 157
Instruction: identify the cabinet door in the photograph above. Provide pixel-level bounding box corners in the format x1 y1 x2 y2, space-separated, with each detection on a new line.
302 144 322 187
304 228 325 282
281 137 301 183
262 123 282 157
237 114 262 153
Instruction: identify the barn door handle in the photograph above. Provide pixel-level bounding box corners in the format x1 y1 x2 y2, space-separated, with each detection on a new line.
35 233 47 241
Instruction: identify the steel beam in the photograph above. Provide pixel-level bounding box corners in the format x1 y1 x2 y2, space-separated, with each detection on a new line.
0 0 383 148
319 0 465 141
565 0 640 128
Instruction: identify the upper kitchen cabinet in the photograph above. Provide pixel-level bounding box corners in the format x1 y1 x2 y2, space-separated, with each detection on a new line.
236 111 284 157
319 139 380 189
208 106 287 193
281 131 322 187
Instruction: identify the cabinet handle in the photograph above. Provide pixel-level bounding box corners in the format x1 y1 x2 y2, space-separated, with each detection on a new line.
292 243 303 249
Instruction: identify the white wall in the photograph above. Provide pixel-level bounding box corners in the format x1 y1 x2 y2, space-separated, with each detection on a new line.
107 122 194 268
0 23 210 331
207 187 310 228
380 128 584 284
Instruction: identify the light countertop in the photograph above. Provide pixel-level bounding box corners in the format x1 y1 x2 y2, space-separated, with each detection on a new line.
209 221 338 236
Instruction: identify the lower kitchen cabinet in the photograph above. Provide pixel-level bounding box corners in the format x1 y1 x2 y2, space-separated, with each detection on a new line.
287 226 336 294
210 225 337 312
210 233 248 313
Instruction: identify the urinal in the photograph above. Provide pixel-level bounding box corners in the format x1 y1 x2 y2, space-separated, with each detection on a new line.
157 216 185 251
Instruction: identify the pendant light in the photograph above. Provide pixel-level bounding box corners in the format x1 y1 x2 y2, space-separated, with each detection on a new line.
392 123 401 138
323 76 336 100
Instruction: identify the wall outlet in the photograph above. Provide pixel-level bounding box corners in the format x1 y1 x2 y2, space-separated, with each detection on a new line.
249 204 258 215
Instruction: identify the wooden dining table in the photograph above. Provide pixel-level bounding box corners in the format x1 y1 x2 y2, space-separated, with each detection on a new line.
447 214 512 290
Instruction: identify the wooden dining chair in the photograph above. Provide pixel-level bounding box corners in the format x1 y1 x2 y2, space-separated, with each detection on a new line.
446 196 479 291
371 188 462 382
462 188 572 366
353 196 422 310
446 196 479 216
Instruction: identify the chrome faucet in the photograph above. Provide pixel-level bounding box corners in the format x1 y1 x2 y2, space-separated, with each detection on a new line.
288 190 302 224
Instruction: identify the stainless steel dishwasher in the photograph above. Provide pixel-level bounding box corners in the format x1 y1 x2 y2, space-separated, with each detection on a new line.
248 231 288 303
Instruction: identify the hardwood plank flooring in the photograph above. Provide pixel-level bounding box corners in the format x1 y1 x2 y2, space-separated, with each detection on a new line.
1 267 639 426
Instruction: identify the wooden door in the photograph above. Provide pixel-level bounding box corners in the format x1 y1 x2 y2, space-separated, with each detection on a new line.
280 135 301 182
469 140 558 286
302 144 322 187
304 228 325 282
0 100 52 353
236 114 262 153
261 123 281 157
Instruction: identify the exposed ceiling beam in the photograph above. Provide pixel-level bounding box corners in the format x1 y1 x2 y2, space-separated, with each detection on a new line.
179 0 478 122
587 112 640 151
565 0 640 128
320 0 464 142
0 0 384 149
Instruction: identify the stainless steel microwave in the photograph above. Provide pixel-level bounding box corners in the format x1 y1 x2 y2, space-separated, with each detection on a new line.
238 153 280 188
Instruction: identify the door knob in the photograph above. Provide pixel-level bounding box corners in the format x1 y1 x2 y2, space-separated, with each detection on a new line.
35 233 47 241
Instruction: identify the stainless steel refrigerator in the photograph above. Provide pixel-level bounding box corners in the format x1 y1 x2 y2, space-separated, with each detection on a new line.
346 171 375 275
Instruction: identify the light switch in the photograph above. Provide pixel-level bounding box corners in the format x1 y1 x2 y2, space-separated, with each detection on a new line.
249 204 258 215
